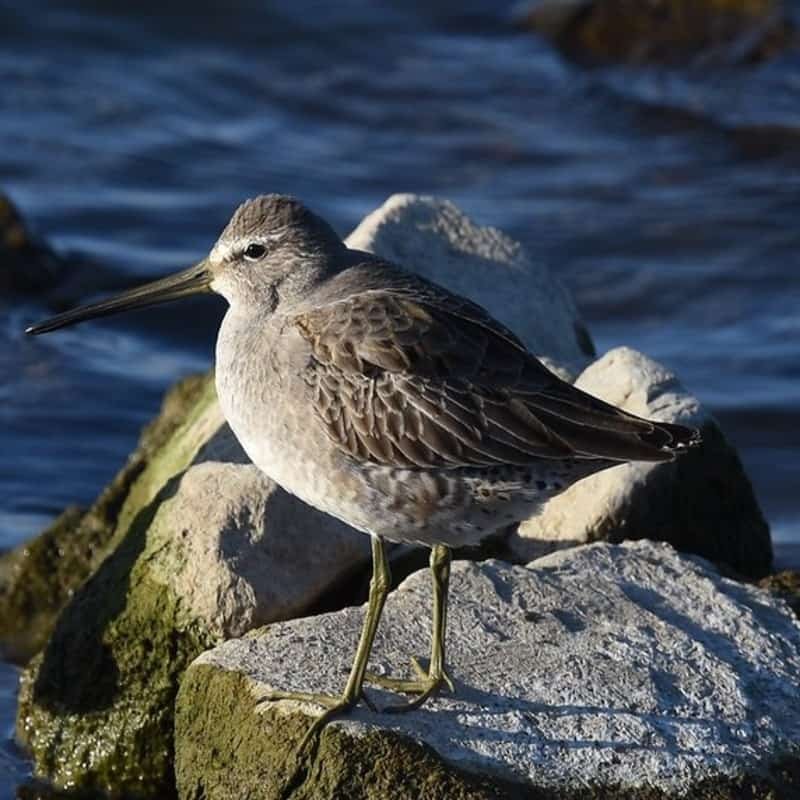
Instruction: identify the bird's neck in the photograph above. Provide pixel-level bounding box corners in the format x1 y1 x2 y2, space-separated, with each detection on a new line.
273 255 338 312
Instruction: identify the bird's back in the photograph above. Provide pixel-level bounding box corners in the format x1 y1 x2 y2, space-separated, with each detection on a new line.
294 253 699 469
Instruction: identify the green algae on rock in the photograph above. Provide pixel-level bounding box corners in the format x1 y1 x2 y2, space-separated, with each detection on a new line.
15 372 371 798
0 373 210 665
15 374 222 798
176 664 519 800
759 570 800 619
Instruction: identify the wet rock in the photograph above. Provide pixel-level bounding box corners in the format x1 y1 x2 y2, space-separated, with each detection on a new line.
0 373 209 665
175 541 800 800
15 378 370 798
517 0 797 65
759 570 800 619
0 193 63 294
347 193 595 378
506 347 772 578
0 191 137 307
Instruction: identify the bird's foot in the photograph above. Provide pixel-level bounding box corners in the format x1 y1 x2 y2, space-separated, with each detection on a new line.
365 657 454 712
265 689 373 800
258 687 377 713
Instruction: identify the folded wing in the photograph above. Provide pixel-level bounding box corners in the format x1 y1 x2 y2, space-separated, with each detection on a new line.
293 273 699 470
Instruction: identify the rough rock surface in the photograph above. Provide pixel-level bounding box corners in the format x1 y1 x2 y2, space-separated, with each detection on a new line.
347 193 595 377
175 541 800 800
16 377 370 798
506 347 772 578
0 373 209 664
517 0 797 65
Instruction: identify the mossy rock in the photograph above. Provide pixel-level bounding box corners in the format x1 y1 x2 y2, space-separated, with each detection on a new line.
14 369 372 799
0 373 210 665
519 0 796 65
16 374 222 798
176 665 522 800
176 662 800 800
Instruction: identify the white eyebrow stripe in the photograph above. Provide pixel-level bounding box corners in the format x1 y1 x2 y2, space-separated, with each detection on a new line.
210 231 285 261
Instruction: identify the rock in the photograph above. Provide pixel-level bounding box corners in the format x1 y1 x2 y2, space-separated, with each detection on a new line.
346 193 595 378
0 190 140 307
15 376 370 798
0 193 63 294
0 373 209 665
759 570 800 619
506 347 772 579
516 0 797 65
175 541 800 800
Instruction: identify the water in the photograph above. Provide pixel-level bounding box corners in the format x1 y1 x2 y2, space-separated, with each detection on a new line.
1 0 799 793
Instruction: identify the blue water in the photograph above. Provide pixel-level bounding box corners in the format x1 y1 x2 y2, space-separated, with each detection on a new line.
1 0 799 793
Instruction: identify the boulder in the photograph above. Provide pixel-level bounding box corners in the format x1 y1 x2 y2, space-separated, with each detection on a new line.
0 191 130 303
516 0 797 65
175 541 800 800
505 347 772 579
15 194 593 796
347 193 595 378
0 192 62 294
15 377 370 798
759 570 800 619
0 373 209 665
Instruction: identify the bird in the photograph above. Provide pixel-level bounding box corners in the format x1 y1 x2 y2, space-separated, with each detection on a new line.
26 194 700 737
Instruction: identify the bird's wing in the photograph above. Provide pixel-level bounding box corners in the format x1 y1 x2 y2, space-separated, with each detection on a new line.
292 278 697 469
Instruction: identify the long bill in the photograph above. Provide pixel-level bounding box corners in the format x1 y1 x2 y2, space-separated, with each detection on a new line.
25 260 213 335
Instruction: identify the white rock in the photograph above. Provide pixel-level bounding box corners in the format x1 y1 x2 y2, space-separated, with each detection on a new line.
346 193 594 377
147 459 370 638
508 347 772 578
176 541 800 798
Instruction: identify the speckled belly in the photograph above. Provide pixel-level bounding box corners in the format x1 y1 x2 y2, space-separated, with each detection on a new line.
356 459 611 548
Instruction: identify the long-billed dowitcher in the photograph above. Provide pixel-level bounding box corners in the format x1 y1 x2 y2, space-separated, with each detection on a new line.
26 194 699 732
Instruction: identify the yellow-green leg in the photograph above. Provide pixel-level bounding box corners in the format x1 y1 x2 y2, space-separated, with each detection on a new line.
262 535 391 750
366 544 454 712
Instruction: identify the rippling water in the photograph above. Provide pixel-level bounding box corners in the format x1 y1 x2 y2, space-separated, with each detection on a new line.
1 0 799 792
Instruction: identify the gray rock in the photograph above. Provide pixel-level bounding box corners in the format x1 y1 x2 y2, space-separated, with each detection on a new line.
175 541 800 800
346 193 595 378
506 347 772 578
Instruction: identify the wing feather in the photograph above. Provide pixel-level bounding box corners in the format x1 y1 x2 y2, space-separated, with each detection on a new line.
294 273 698 469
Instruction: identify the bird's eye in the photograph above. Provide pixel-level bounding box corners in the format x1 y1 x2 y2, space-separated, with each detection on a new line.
243 243 267 261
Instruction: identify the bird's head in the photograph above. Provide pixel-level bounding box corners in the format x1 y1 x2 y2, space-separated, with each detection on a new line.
25 194 343 335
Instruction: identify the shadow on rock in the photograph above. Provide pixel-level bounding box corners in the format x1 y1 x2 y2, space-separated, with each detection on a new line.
31 475 181 714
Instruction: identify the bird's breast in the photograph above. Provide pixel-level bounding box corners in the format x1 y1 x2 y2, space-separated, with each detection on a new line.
214 307 362 520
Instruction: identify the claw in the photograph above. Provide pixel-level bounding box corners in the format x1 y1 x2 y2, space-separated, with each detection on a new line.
380 676 445 713
256 689 343 710
365 657 455 699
